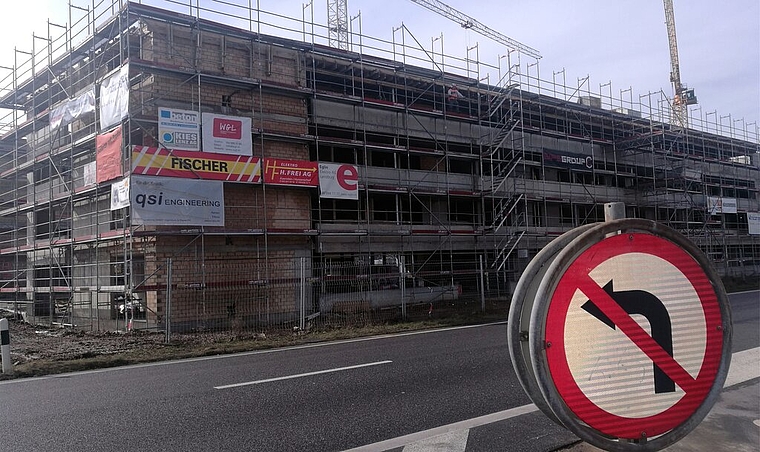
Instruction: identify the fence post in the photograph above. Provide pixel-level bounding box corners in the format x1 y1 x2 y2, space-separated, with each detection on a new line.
165 258 172 343
299 257 306 331
479 255 485 312
1 318 12 375
400 256 407 320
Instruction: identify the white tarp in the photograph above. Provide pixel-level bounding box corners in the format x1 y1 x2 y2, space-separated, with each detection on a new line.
318 162 359 200
201 112 252 155
99 65 130 129
748 212 760 235
158 107 200 151
49 88 95 130
707 196 737 215
130 175 224 226
110 177 130 211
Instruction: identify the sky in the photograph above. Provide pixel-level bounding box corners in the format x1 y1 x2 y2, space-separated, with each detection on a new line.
1 0 758 139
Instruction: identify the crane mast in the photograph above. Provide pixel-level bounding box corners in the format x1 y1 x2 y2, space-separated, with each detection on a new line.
327 0 349 50
409 0 541 59
663 0 696 126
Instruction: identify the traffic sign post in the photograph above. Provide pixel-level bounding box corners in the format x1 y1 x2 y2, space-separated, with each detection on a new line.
509 217 732 451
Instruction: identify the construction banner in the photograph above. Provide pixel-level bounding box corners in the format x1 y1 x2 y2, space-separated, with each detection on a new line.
131 146 261 183
318 163 359 200
83 161 96 186
707 196 737 215
158 107 200 151
263 158 319 186
99 64 130 130
110 177 130 211
96 125 123 184
747 212 760 235
201 112 253 156
130 175 224 226
49 87 95 131
543 149 594 171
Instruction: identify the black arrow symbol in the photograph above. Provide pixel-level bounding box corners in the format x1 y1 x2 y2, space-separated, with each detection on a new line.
581 280 675 394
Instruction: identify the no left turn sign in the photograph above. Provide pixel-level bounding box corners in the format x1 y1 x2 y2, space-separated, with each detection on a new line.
512 219 732 451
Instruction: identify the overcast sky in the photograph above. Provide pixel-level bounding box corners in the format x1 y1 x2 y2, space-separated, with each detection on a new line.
1 0 757 138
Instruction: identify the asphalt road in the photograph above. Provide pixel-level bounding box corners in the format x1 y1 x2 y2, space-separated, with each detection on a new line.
728 290 760 352
0 291 756 452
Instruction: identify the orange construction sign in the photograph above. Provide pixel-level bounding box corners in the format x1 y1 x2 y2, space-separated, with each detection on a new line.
263 158 319 186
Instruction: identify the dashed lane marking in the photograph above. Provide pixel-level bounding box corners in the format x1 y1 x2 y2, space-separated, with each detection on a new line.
214 360 393 389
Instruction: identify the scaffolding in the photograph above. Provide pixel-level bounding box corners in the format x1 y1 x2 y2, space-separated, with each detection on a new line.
0 0 757 331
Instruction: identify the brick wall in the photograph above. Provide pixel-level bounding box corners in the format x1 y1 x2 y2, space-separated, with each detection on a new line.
130 74 307 141
223 184 311 231
139 18 305 87
151 235 308 324
126 16 317 327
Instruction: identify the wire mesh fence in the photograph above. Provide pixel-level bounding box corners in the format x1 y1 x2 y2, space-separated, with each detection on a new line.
106 254 512 338
1 244 516 334
12 247 755 335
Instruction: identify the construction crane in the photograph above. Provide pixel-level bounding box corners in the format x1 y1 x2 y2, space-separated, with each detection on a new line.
663 0 697 127
326 0 540 59
409 0 541 59
327 0 350 50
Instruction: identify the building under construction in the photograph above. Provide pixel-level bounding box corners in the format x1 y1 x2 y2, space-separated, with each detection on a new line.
0 1 757 331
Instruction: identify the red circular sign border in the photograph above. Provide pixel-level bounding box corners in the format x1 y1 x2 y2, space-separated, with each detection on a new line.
545 232 723 439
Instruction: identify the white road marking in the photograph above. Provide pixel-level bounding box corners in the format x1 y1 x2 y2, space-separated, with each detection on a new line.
347 347 760 452
404 429 470 452
343 403 538 452
724 347 760 387
214 360 392 389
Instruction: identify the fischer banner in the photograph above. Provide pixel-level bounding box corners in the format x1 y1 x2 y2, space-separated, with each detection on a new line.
318 163 359 199
201 112 252 156
130 175 224 226
131 146 261 183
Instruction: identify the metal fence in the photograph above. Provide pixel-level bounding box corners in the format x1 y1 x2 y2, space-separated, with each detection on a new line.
8 247 756 334
7 251 756 334
112 255 511 337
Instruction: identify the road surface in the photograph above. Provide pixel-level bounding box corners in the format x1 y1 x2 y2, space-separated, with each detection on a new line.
0 291 756 452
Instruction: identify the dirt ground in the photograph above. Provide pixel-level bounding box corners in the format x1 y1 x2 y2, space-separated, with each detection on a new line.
0 311 276 379
4 316 168 363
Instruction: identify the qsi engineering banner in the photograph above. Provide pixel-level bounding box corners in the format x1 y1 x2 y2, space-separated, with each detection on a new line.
130 175 224 226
